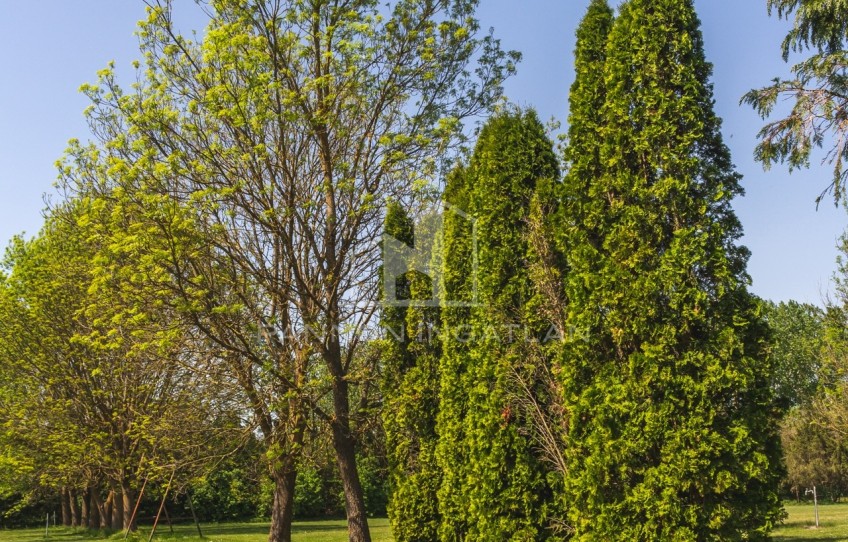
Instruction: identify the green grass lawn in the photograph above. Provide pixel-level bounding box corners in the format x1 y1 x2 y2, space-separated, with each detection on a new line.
773 502 848 541
6 506 848 542
0 518 393 542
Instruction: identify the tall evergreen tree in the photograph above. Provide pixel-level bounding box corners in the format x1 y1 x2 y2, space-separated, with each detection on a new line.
438 109 560 540
381 202 442 542
562 0 614 196
435 166 475 542
560 0 784 539
491 6 617 533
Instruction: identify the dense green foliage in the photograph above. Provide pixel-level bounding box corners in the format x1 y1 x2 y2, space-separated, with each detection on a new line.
559 0 784 539
763 300 826 409
47 1 515 540
434 165 475 542
778 233 848 503
0 202 222 530
562 0 613 198
780 403 848 502
381 202 441 542
436 109 560 540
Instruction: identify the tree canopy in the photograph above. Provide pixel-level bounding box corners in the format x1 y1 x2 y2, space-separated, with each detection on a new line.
54 1 517 541
745 0 848 206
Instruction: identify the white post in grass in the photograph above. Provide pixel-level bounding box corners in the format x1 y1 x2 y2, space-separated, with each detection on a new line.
805 486 820 528
45 513 49 537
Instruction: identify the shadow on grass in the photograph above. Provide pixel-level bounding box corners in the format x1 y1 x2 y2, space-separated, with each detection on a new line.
0 527 121 542
151 520 351 537
3 519 391 542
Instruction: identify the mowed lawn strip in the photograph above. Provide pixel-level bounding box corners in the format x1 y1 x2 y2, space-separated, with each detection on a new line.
773 503 848 541
0 518 393 542
8 507 848 542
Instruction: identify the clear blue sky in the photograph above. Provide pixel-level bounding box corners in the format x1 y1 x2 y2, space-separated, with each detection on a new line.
0 1 844 305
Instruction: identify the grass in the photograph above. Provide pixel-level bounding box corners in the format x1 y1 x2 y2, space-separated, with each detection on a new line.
773 502 848 541
5 505 848 542
0 518 393 542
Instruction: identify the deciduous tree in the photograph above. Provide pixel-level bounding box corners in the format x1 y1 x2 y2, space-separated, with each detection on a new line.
763 300 826 409
61 2 516 540
0 202 223 532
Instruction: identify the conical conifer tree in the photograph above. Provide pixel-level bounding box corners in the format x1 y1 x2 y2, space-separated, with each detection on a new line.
435 165 475 542
560 0 783 539
562 0 614 192
438 109 560 540
381 202 442 542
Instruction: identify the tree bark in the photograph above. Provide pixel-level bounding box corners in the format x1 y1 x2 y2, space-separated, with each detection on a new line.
121 481 136 531
187 491 203 538
61 488 72 527
327 342 371 542
80 488 90 528
112 490 124 531
267 466 297 542
91 488 106 529
332 420 371 542
88 488 101 529
69 489 80 527
103 491 114 530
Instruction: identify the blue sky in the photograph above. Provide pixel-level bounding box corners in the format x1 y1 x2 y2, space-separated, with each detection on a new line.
0 0 844 305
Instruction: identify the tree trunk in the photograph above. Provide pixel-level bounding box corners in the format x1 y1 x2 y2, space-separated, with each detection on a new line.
61 488 72 527
327 342 371 542
69 489 80 527
332 421 371 542
103 491 114 529
80 488 90 528
121 481 136 531
88 488 101 529
91 488 106 529
267 466 297 542
112 491 124 531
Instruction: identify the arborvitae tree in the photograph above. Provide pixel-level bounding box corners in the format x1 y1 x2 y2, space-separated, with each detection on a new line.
435 166 475 542
381 202 442 542
562 0 614 196
381 201 415 374
490 7 614 533
438 109 560 540
560 0 784 539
